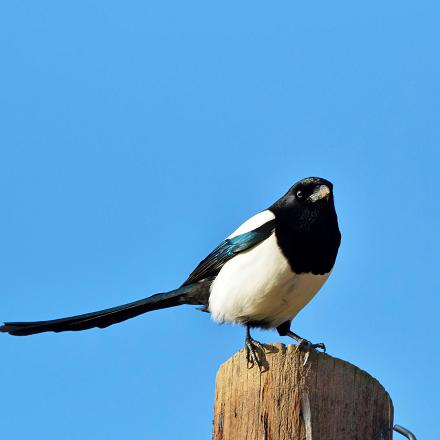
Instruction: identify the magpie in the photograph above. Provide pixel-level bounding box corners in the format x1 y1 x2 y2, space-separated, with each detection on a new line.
0 177 341 367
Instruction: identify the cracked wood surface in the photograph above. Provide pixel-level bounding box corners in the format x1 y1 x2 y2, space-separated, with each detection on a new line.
213 344 393 440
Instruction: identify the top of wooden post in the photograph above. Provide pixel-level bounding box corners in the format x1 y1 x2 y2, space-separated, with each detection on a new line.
213 343 393 440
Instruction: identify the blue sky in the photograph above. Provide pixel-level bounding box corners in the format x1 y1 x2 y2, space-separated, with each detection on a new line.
0 1 438 438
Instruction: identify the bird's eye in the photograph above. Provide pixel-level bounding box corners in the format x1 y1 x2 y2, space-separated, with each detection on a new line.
296 190 303 198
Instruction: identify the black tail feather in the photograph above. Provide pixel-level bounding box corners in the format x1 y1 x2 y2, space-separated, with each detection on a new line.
0 280 211 336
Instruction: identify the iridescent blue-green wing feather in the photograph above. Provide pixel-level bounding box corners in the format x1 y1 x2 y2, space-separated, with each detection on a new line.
182 220 275 286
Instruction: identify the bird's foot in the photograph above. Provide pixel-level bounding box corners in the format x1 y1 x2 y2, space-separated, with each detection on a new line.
245 336 265 370
285 330 326 352
298 339 326 353
296 338 326 366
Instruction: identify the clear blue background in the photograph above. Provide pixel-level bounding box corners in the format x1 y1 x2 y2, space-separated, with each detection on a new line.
0 1 438 439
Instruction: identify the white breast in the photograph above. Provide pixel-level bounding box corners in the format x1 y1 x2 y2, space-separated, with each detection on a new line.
208 231 330 328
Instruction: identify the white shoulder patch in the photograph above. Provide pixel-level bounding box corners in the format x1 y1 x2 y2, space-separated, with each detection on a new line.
228 210 275 239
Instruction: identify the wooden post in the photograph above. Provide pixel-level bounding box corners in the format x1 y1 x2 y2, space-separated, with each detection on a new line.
213 343 393 440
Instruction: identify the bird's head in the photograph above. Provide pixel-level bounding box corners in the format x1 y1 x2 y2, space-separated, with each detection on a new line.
270 177 337 230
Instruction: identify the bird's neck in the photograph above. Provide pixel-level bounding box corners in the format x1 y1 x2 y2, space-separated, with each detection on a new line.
274 212 341 275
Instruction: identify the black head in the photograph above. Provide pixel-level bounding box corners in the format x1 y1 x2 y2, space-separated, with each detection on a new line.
270 177 336 228
269 177 341 274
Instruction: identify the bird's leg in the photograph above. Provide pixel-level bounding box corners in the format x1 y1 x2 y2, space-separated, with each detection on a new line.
285 330 326 352
244 324 265 369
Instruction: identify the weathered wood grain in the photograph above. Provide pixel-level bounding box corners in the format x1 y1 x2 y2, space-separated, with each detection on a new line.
213 344 393 440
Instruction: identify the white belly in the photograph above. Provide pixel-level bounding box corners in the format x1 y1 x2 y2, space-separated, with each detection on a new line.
208 233 329 328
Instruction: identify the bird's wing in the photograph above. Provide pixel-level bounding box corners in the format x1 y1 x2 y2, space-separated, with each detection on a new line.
182 219 276 286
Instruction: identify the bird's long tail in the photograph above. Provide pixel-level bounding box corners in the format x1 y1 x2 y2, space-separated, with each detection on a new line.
0 279 212 336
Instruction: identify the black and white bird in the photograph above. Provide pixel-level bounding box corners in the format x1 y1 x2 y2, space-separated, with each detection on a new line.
0 177 341 367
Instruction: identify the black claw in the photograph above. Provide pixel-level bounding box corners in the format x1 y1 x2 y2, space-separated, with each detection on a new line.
245 335 264 370
298 339 326 352
244 325 270 370
286 330 326 353
314 342 326 352
245 337 265 369
245 343 256 368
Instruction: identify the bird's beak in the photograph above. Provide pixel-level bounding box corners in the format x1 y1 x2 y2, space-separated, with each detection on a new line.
308 185 331 203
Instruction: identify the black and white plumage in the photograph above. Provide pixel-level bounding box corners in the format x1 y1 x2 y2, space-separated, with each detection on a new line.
0 177 341 365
